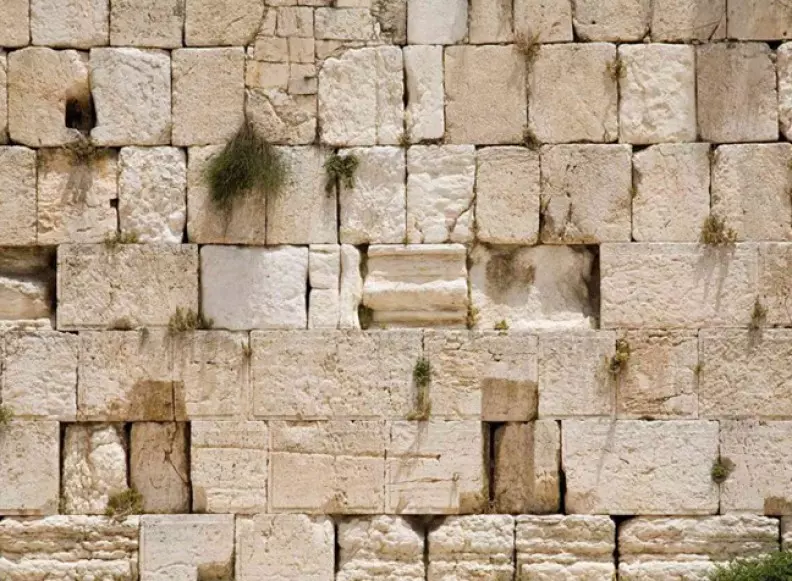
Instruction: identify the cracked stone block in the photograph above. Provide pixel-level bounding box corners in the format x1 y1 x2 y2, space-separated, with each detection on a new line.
407 0 467 43
572 0 650 40
651 0 725 41
185 0 263 45
758 243 792 327
91 48 172 146
0 420 60 515
514 0 573 42
469 0 512 43
247 88 317 145
404 45 444 142
337 515 424 581
62 424 128 515
130 423 190 514
315 7 377 39
782 44 792 142
362 245 468 327
0 147 36 245
31 0 109 47
0 0 29 47
58 244 199 329
319 46 403 146
563 419 719 515
697 43 778 143
340 245 363 329
111 0 184 47
445 46 526 144
632 143 710 242
728 0 792 40
0 248 55 324
428 515 514 580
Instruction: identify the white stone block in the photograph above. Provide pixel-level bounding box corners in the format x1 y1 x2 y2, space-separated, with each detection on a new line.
0 0 29 47
247 88 317 145
781 44 792 142
572 0 650 40
514 0 573 42
404 45 444 142
31 0 109 47
111 0 184 47
727 0 792 40
407 0 467 44
130 422 190 514
0 146 36 245
428 515 514 581
338 516 424 581
308 288 339 329
340 244 363 329
185 0 264 45
315 7 377 40
0 420 60 515
650 0 725 41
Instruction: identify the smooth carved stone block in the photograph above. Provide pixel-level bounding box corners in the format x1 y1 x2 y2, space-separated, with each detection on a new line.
131 423 190 514
514 0 573 42
781 44 792 142
0 147 37 246
428 515 515 581
0 420 60 515
0 0 29 47
111 0 184 48
650 0 725 41
407 0 467 44
31 0 109 48
572 0 650 40
404 45 444 141
185 0 264 45
337 516 424 581
727 0 792 40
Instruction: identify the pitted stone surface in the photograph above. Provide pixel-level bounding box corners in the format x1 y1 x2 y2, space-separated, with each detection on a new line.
337 515 424 581
185 0 264 46
514 0 573 42
131 422 190 514
31 0 109 48
572 0 650 40
0 0 29 47
407 0 467 44
111 0 185 48
0 421 60 515
727 0 792 40
0 147 37 246
428 515 515 580
404 45 444 141
651 0 725 41
781 44 792 142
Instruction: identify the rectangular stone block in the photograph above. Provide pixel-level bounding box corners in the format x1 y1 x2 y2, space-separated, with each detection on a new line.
131 423 190 514
572 0 650 40
758 243 792 326
782 43 792 142
315 7 377 39
338 516 424 581
650 0 725 41
340 244 363 329
309 245 339 289
469 0 511 43
0 248 55 324
404 45 444 141
0 0 29 47
31 0 109 48
514 0 573 42
428 515 514 580
110 0 184 47
727 0 792 40
562 420 719 515
0 147 36 245
0 52 6 144
308 288 339 329
247 87 317 145
0 420 60 515
185 0 264 45
407 0 467 44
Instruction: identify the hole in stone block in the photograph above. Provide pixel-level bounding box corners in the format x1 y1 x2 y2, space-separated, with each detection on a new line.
65 94 96 133
0 247 57 326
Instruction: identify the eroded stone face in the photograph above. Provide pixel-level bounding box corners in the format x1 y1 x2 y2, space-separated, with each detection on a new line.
247 88 317 145
404 45 444 141
0 0 30 47
338 516 424 581
0 248 55 324
572 0 651 40
185 0 263 45
0 147 37 246
727 0 792 40
130 422 190 514
31 0 109 48
0 420 60 515
781 44 792 142
650 0 725 41
514 0 573 42
407 0 467 44
428 515 515 580
111 0 185 48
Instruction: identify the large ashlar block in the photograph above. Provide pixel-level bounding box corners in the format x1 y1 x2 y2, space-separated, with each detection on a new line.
362 245 468 327
185 0 264 45
712 144 792 241
445 46 526 144
529 43 617 143
404 45 444 141
131 423 190 514
0 147 37 245
315 7 377 40
493 421 560 514
386 420 486 514
600 244 758 329
191 421 268 513
62 424 127 515
338 516 424 581
697 43 777 143
516 515 616 580
781 44 792 142
319 46 403 146
91 48 172 146
408 0 467 43
562 420 719 515
428 515 514 580
111 0 184 48
140 515 234 581
572 0 650 40
31 0 109 47
514 0 573 42
728 0 792 40
651 0 725 41
469 0 511 44
0 516 139 580
0 248 55 324
58 244 199 329
632 143 710 242
247 88 317 145
469 245 596 331
619 515 779 580
340 245 363 329
0 420 60 515
0 0 29 47
172 48 245 146
202 246 307 330
236 514 334 581
541 144 632 243
759 244 792 326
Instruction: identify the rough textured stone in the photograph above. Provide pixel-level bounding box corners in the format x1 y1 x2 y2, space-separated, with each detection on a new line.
31 0 109 47
62 424 127 515
247 88 317 145
727 0 792 40
758 243 792 327
309 245 340 289
340 244 363 329
309 288 339 329
781 44 792 142
428 515 514 580
337 516 424 581
0 421 60 515
185 0 263 45
0 52 6 144
111 0 184 47
572 0 650 40
403 45 444 142
651 0 725 41
0 147 37 245
514 0 573 42
562 420 719 515
407 0 467 43
0 248 55 324
445 46 526 144
0 0 29 47
469 0 511 43
315 7 377 39
130 423 190 514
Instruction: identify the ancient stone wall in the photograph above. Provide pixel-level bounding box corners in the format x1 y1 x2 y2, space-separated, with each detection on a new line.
0 0 792 578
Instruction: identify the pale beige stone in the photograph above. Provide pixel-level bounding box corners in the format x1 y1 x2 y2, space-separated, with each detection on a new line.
0 420 60 515
247 88 317 145
373 0 407 43
338 516 424 581
469 0 511 43
277 6 313 36
0 147 37 245
514 0 573 42
428 515 514 580
340 244 363 329
0 52 6 144
728 0 792 40
308 288 339 329
0 0 29 47
782 44 792 142
31 0 109 47
0 248 54 324
309 244 339 289
289 37 315 63
315 8 377 39
288 63 317 95
563 420 719 515
758 243 792 326
403 45 444 142
407 0 467 43
651 0 725 41
247 60 289 87
185 0 264 45
111 0 184 47
572 0 650 40
130 423 189 514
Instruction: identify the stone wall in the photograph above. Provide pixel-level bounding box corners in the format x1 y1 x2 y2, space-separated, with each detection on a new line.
1 0 792 578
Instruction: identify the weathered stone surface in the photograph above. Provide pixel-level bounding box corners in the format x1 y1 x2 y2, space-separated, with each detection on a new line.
191 421 268 513
276 6 313 37
130 423 190 514
563 420 719 514
315 7 377 39
340 244 363 329
58 244 199 329
514 0 572 42
697 43 777 143
469 0 511 43
185 0 263 45
758 243 792 326
309 245 340 289
111 0 184 47
0 147 36 245
0 420 60 515
428 515 514 580
650 0 725 41
247 88 317 145
493 421 560 514
0 52 6 144
337 515 424 581
632 143 710 242
600 244 758 329
403 45 444 142
781 44 792 142
362 245 468 327
529 43 617 143
91 48 172 146
727 0 792 40
0 248 54 324
201 245 307 330
541 144 632 243
309 288 339 329
236 514 334 581
445 46 526 144
0 0 29 47
408 0 467 43
62 424 127 515
386 420 486 514
572 0 650 40
31 0 109 47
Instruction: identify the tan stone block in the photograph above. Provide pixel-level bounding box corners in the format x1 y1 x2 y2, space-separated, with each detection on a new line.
650 0 725 41
247 88 316 145
572 0 650 40
0 248 55 324
277 6 313 36
404 45 444 141
111 0 184 47
315 7 376 40
0 52 6 144
758 243 792 327
338 516 424 581
727 0 792 40
0 420 60 515
308 288 339 329
289 63 317 95
289 37 315 63
31 0 109 47
250 37 288 63
514 0 573 42
469 0 511 43
782 43 792 142
407 0 467 44
0 0 29 47
130 423 189 514
0 146 37 245
185 0 264 45
428 515 514 581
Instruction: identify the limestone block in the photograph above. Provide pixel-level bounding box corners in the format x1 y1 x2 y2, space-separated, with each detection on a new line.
697 43 777 143
91 48 172 146
191 420 268 513
476 147 539 244
362 245 468 327
337 515 424 581
309 245 340 289
404 45 444 142
469 245 596 331
516 515 615 580
651 0 725 41
247 88 317 145
340 244 363 329
600 243 758 328
185 0 263 45
632 143 710 242
617 330 699 419
428 515 514 580
445 46 525 145
173 48 245 146
319 46 403 146
407 0 467 44
0 248 54 324
119 147 187 243
0 52 6 144
276 6 313 36
140 515 234 581
406 146 475 243
386 420 486 514
469 0 511 43
373 0 407 43
1 332 77 420
31 0 109 47
236 514 334 581
528 43 617 143
572 0 650 40
493 421 560 514
782 44 792 142
62 424 127 515
541 144 632 243
58 244 199 329
712 144 792 241
728 0 792 40
0 147 36 245
0 420 59 515
8 48 88 147
309 288 339 329
424 331 538 420
111 0 184 47
619 515 779 580
562 420 719 514
201 245 307 330
514 0 573 42
315 8 377 39
130 423 189 514
0 0 29 47
758 243 792 326
0 516 139 580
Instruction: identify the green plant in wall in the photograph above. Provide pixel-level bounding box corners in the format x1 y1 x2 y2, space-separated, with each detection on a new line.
105 488 143 519
749 298 767 331
609 338 631 376
407 357 432 421
709 551 792 580
700 214 737 246
494 320 509 331
324 153 359 193
0 404 14 428
711 457 734 484
168 307 213 333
